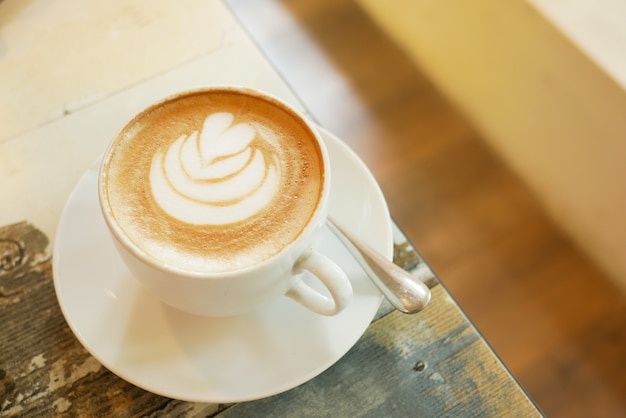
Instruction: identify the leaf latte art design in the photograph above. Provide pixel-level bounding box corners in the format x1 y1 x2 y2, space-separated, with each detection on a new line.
150 112 280 225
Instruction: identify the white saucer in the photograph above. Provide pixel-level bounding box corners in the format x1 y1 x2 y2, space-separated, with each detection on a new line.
52 128 392 403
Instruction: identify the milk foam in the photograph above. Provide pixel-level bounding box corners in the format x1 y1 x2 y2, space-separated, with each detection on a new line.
150 112 280 225
104 89 324 273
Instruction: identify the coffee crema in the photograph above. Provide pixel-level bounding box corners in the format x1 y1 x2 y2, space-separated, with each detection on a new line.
101 89 324 273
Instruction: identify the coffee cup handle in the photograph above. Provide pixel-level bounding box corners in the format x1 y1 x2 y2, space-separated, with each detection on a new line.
286 251 353 316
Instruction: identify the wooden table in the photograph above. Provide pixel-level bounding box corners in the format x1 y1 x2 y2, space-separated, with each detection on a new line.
0 1 541 416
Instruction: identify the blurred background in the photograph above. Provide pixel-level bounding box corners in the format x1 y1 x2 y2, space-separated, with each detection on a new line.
226 0 626 417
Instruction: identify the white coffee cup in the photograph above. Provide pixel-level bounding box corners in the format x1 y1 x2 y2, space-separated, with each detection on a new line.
98 87 352 317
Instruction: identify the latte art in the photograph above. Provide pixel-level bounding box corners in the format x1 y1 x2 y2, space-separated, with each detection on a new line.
150 112 280 225
102 89 324 273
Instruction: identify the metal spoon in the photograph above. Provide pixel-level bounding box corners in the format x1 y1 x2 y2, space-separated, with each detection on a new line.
327 216 431 313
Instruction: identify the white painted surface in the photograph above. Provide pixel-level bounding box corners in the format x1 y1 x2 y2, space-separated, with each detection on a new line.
0 0 304 242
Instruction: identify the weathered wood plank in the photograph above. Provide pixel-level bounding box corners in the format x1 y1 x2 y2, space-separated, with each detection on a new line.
215 285 540 417
0 222 216 417
1 221 539 417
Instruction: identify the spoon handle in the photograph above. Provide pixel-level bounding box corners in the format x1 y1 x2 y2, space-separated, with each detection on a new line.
327 216 431 313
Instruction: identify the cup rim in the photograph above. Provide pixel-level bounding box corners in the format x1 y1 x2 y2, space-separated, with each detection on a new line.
98 85 331 279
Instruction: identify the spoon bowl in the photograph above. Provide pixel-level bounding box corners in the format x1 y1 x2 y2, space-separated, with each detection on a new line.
327 216 431 313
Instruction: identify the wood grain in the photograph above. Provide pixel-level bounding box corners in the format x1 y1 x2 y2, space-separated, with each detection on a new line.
218 286 538 417
0 222 221 417
1 221 538 416
225 0 626 416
